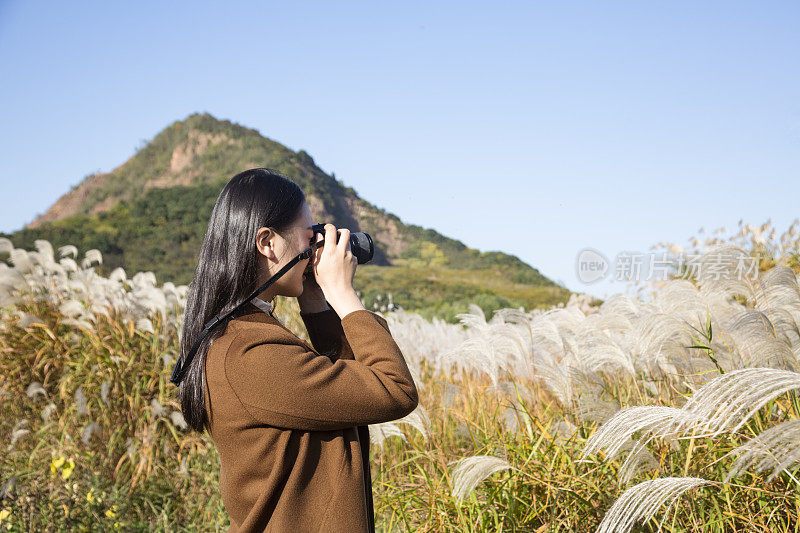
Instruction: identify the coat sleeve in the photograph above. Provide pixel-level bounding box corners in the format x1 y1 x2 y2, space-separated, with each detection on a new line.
224 309 419 431
300 306 356 360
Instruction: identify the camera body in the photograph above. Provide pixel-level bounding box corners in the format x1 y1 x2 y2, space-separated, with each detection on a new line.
310 222 374 265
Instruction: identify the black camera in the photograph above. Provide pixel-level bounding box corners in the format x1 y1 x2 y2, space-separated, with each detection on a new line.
309 222 374 265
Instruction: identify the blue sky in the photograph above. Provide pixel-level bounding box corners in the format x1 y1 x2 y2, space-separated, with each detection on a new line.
1 1 798 299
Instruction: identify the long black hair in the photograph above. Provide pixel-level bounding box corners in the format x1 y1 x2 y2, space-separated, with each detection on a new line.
178 168 306 433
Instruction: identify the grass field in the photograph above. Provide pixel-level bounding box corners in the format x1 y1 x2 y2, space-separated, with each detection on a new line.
2 218 800 531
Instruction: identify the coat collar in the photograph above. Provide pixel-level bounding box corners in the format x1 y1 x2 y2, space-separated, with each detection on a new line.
250 296 274 314
232 299 277 325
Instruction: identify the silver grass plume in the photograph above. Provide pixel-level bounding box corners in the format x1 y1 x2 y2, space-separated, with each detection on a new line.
81 421 101 445
751 265 800 358
61 318 94 331
489 323 535 378
150 399 166 418
569 367 613 405
617 440 660 486
60 299 86 318
724 419 800 483
60 298 96 331
0 237 13 255
170 411 188 430
492 307 533 326
675 367 800 437
531 349 574 406
756 264 800 310
26 381 47 399
455 303 488 330
447 454 516 502
723 309 794 369
9 248 34 273
161 353 175 369
598 294 640 325
395 403 431 441
7 420 30 451
41 403 56 423
529 314 570 354
74 386 88 416
58 245 78 259
109 267 127 283
596 477 711 533
0 475 16 499
574 327 635 377
501 404 524 433
381 308 461 377
135 317 155 334
59 257 79 273
369 421 407 447
7 429 30 450
34 240 55 265
630 312 692 381
178 456 189 477
693 245 760 306
652 279 709 326
81 249 103 269
573 383 620 424
439 327 520 388
580 406 701 462
100 381 111 404
442 304 538 385
761 306 800 361
16 313 44 329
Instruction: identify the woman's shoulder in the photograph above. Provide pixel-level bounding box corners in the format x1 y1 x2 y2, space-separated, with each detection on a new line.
223 317 298 346
205 317 309 379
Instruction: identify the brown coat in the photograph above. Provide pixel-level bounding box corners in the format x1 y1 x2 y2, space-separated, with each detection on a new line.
203 301 419 532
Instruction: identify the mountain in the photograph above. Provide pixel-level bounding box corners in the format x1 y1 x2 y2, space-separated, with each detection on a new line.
3 113 572 322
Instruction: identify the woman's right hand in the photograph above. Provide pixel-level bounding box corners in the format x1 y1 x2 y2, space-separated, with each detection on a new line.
310 224 365 317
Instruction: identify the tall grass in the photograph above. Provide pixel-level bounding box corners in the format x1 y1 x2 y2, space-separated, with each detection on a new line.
1 218 800 531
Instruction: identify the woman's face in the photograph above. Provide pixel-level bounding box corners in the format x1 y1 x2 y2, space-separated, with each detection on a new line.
257 201 314 299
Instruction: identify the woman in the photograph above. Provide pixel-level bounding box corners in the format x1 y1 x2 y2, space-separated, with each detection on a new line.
177 168 419 532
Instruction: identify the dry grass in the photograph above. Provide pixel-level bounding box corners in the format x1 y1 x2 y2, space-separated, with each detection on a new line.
2 218 800 531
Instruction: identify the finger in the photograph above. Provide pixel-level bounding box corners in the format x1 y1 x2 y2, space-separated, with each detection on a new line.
323 223 337 254
308 231 323 270
337 228 351 254
313 232 324 258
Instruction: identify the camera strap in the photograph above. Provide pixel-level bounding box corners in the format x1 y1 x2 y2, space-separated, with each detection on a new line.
169 241 320 386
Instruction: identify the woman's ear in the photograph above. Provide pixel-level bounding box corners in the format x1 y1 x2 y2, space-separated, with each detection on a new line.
255 227 278 261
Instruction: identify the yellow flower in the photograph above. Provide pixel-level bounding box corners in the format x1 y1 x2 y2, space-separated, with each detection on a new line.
113 521 121 530
86 489 96 504
61 458 75 480
105 504 118 519
0 509 10 522
50 455 66 475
